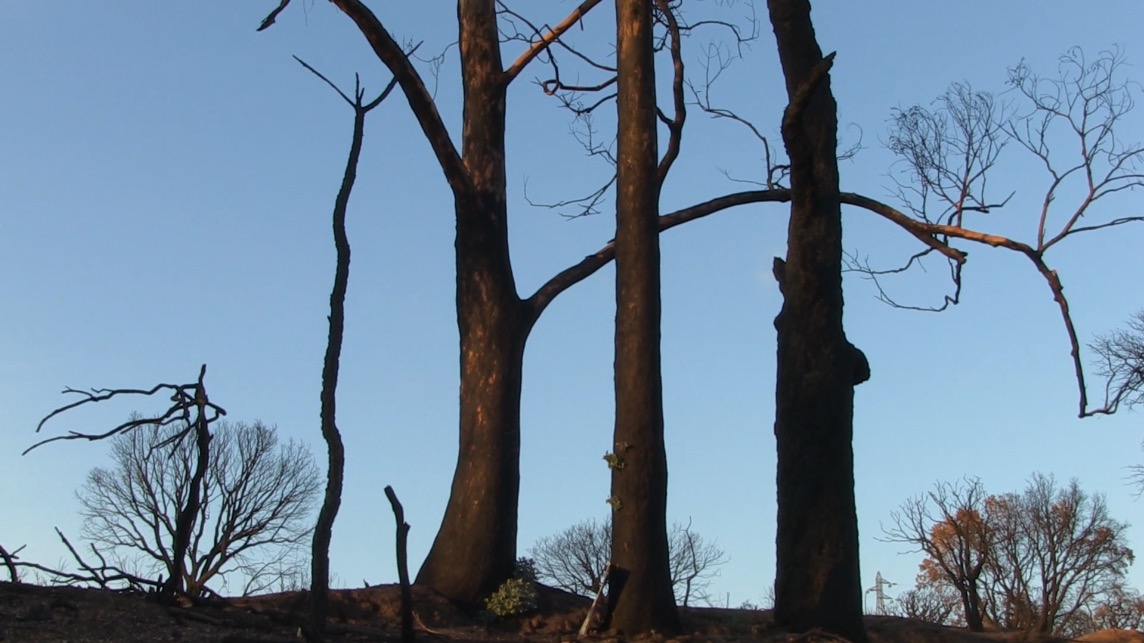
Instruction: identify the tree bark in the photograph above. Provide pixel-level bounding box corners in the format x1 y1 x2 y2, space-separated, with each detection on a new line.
605 0 680 635
414 0 530 605
767 1 868 641
308 101 359 643
162 378 212 603
385 485 415 643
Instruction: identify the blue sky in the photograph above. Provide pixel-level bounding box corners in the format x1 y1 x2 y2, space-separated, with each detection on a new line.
2 2 1143 608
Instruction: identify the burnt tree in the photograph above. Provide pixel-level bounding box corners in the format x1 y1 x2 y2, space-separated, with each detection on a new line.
256 3 1141 626
605 0 679 634
296 59 397 640
28 365 226 603
259 0 708 608
767 1 868 640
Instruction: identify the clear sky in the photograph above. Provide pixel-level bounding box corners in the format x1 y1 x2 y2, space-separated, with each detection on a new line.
2 2 1143 608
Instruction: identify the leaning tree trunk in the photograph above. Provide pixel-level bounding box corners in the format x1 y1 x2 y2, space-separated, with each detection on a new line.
767 1 869 641
414 0 529 605
605 0 680 635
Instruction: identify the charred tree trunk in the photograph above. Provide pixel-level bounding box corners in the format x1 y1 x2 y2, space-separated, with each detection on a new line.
767 1 868 641
308 74 391 639
605 0 680 635
162 387 212 602
415 0 529 605
385 485 415 643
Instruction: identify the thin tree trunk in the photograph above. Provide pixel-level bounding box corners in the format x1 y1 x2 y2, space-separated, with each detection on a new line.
605 0 679 635
309 84 373 642
963 587 985 631
163 395 211 602
767 1 868 641
385 485 414 643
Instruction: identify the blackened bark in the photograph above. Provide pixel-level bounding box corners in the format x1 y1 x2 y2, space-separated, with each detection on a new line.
415 0 531 605
767 1 869 641
385 485 415 643
0 544 18 583
309 79 383 640
606 0 680 635
162 378 212 603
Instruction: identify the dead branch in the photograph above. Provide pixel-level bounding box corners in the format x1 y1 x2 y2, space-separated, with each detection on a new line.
689 44 790 189
26 366 228 603
26 364 225 455
260 0 471 200
1091 311 1144 413
525 175 616 220
294 56 401 112
10 529 159 593
0 543 24 582
886 83 1009 227
1003 47 1144 252
844 248 963 314
524 188 966 323
257 0 291 31
503 0 605 83
655 0 686 186
870 48 1144 417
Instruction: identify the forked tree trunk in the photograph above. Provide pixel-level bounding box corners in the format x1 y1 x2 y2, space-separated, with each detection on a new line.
605 0 680 635
163 409 211 602
318 0 733 609
767 1 869 641
414 0 528 605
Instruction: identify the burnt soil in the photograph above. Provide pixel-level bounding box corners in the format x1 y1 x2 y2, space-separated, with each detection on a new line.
0 580 1106 643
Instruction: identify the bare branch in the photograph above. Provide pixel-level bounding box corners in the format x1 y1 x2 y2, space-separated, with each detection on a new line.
27 365 226 455
1091 311 1144 413
323 0 472 199
655 0 687 186
525 188 968 323
845 248 963 313
1003 47 1144 252
13 528 159 593
881 48 1144 417
886 83 1008 227
503 0 605 84
525 174 616 220
257 0 291 32
294 53 403 118
0 543 23 582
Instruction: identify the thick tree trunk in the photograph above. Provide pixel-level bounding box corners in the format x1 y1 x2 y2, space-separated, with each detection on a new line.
415 301 528 604
605 0 680 635
767 1 869 641
415 0 527 606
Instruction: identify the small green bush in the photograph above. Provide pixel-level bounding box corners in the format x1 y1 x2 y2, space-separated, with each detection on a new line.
485 578 539 617
484 559 540 618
